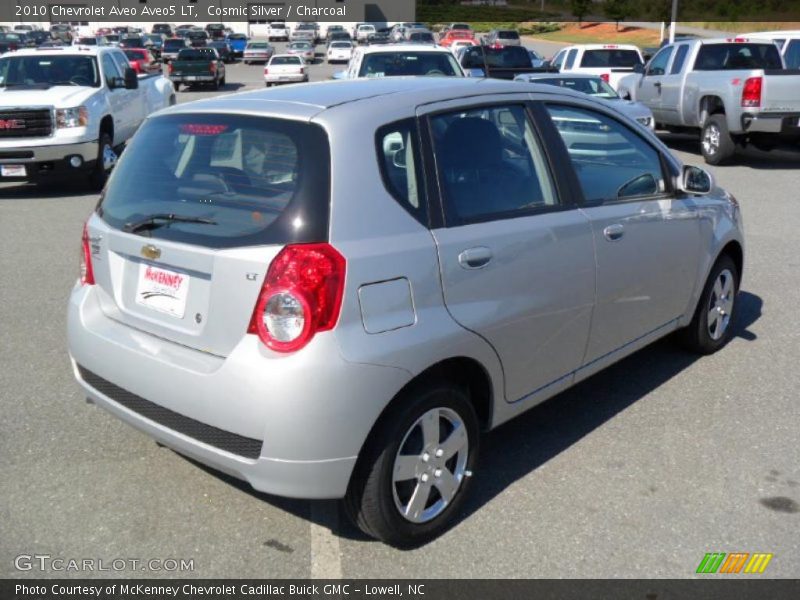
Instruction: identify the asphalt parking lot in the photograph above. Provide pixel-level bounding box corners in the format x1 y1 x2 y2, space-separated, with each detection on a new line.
1 39 799 579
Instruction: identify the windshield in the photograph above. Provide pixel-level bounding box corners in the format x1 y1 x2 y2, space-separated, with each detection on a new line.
539 77 619 98
164 40 185 50
331 42 352 49
359 52 462 77
98 114 330 249
0 55 100 88
580 49 642 68
694 43 783 70
229 34 247 40
248 43 268 49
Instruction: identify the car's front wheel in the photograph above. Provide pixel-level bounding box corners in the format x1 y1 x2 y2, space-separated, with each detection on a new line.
345 380 479 547
681 254 739 354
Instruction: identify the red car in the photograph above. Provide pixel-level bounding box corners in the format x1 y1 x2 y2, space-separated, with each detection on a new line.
123 49 161 74
438 30 475 47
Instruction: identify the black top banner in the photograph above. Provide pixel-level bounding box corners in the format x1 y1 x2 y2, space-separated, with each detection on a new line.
4 1 800 24
3 1 416 23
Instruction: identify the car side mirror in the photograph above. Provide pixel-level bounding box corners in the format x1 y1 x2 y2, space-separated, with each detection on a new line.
633 63 645 74
679 165 713 195
124 67 138 89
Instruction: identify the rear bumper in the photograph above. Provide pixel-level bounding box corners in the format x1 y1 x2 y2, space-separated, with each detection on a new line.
741 112 800 135
67 284 410 499
0 139 97 181
170 75 216 83
264 74 307 83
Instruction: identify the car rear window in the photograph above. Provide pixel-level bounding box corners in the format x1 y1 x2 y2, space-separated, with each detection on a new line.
498 31 520 39
464 46 531 69
580 49 642 68
359 52 461 77
693 43 783 70
98 114 330 249
271 56 301 65
177 49 214 60
164 40 185 50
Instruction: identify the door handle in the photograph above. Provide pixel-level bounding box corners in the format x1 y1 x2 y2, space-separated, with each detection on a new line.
458 247 493 269
603 224 625 242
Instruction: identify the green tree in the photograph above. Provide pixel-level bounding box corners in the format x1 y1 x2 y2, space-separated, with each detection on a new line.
570 0 592 26
604 0 630 31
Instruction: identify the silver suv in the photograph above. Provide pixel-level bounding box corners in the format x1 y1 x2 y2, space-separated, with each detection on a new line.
68 78 744 547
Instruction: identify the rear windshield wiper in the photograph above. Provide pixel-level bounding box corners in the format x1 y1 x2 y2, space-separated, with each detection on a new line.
122 213 217 233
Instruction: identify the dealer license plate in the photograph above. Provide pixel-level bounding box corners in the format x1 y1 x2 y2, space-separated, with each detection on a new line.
135 263 190 319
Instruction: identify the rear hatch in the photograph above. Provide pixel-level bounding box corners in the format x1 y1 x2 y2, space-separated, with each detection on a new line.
90 112 330 357
171 49 216 75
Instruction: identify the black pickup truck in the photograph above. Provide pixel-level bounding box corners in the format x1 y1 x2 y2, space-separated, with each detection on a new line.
459 45 555 80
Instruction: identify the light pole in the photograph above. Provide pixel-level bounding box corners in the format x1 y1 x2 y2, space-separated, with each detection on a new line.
669 0 679 44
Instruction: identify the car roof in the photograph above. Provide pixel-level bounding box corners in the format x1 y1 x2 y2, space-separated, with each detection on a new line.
10 45 118 57
562 44 641 50
520 72 600 80
158 77 588 122
359 44 454 55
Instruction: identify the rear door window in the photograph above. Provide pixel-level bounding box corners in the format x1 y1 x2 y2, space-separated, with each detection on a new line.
670 44 689 74
98 114 330 248
430 105 557 225
564 48 578 70
783 39 800 68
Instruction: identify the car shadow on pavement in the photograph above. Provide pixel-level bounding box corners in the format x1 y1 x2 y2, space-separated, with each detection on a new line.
178 290 762 546
0 181 98 200
658 133 800 169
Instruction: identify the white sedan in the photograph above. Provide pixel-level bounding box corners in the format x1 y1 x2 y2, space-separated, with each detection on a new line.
264 54 308 86
327 41 354 64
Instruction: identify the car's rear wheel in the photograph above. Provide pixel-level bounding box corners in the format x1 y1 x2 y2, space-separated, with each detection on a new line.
681 254 739 354
701 115 735 165
344 380 479 547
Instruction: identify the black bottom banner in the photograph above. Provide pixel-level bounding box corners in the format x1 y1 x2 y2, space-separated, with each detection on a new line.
3 579 800 600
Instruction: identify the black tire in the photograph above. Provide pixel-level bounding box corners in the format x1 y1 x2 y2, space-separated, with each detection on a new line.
344 380 480 548
220 75 226 87
701 114 735 165
88 132 114 192
680 254 739 354
173 82 180 92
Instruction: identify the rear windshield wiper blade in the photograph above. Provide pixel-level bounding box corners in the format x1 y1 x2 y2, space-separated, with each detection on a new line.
122 213 217 233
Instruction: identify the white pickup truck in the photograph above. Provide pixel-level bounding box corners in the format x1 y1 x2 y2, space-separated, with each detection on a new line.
550 44 645 91
0 46 175 189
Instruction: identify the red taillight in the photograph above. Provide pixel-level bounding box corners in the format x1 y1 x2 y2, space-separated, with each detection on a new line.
299 67 305 74
264 67 269 74
741 76 762 107
210 62 217 73
248 244 346 353
167 62 173 74
79 222 95 286
600 73 610 83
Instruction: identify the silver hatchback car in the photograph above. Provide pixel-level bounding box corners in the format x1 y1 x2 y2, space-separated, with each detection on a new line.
68 78 744 547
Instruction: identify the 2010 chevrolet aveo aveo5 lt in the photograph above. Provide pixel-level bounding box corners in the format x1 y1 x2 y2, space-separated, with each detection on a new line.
68 78 744 547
